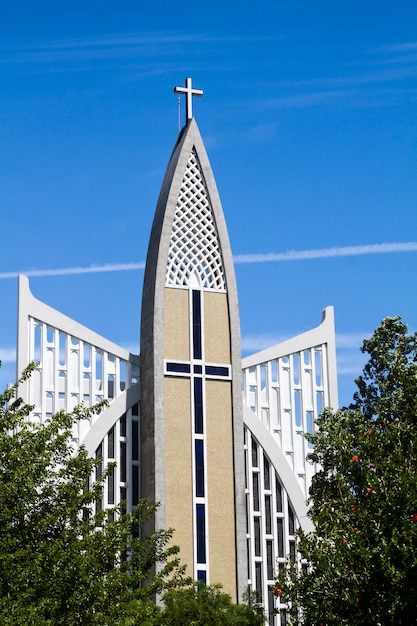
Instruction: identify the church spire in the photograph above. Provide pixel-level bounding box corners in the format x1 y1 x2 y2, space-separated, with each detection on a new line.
140 116 246 600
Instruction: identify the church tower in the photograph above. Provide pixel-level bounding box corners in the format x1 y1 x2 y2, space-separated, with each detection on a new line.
140 79 247 599
15 78 338 622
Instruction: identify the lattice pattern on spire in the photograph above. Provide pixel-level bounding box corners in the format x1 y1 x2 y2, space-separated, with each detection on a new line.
166 149 225 290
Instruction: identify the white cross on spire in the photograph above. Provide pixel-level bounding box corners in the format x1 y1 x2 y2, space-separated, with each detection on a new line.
174 77 204 121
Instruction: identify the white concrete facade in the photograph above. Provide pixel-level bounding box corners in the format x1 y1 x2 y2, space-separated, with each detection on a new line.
242 307 338 623
17 275 141 515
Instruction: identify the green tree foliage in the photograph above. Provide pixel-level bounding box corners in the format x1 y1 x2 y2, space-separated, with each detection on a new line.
0 363 185 625
158 583 265 625
275 316 417 625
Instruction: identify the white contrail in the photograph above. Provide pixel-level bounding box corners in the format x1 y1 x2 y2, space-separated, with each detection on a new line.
0 262 146 280
233 242 417 264
0 242 416 280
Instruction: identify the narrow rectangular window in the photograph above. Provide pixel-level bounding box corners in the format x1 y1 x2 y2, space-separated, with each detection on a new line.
194 378 203 434
192 290 202 360
254 517 261 556
197 570 207 584
266 540 274 579
132 465 139 506
95 443 103 515
277 518 284 558
120 487 127 514
132 420 139 461
255 562 262 593
263 456 270 490
108 467 114 504
195 439 205 497
205 365 229 377
95 443 103 480
252 473 260 511
107 426 115 459
120 413 126 437
196 504 206 563
252 437 258 467
276 477 283 513
289 540 296 563
288 505 295 535
120 442 127 483
265 495 272 535
167 362 191 374
268 591 275 626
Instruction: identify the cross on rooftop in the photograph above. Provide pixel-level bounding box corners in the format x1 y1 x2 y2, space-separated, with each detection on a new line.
174 77 204 121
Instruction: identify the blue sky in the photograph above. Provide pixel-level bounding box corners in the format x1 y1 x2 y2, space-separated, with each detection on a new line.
0 0 416 407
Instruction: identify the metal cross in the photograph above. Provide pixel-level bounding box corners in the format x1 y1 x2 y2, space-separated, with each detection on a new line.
174 77 204 121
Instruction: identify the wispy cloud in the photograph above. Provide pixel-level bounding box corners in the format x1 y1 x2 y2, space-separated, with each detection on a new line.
256 89 356 109
1 32 281 69
336 351 367 376
241 329 371 356
379 41 417 54
0 348 16 363
275 66 416 91
241 334 291 353
1 242 415 280
336 333 368 349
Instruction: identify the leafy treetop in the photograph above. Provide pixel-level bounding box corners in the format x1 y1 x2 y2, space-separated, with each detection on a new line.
275 316 417 625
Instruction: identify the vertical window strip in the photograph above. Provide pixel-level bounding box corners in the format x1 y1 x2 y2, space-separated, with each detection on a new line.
191 288 207 576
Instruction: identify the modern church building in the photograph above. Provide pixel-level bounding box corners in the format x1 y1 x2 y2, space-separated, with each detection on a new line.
16 79 338 624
